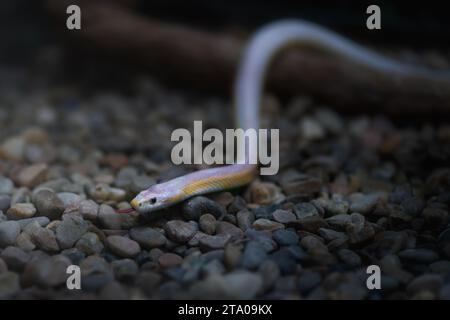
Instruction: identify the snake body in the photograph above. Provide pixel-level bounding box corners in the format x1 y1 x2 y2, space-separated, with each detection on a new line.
130 19 449 214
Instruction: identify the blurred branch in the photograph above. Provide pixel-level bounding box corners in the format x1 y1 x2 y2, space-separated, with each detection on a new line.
46 0 450 115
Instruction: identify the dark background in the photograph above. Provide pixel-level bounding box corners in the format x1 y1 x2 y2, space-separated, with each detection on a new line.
1 0 450 64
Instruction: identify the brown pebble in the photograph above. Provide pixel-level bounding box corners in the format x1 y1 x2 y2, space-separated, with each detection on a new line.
158 253 182 268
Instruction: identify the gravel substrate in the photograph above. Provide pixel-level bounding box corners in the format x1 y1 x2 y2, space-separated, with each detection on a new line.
0 57 450 300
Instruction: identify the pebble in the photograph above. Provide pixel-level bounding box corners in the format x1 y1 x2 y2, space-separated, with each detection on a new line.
241 241 268 269
0 195 11 212
321 194 349 215
346 213 375 244
106 236 141 258
11 188 30 205
61 248 86 265
389 184 412 204
318 228 348 242
0 258 6 273
55 214 89 249
199 214 217 235
300 117 325 140
158 253 183 268
15 232 35 251
300 236 328 253
236 210 255 231
398 248 439 264
294 215 329 233
429 260 450 275
422 207 449 228
57 192 82 208
272 209 296 224
198 234 231 251
0 271 20 298
401 196 425 216
298 271 322 294
164 220 197 243
258 260 280 292
99 281 129 300
337 249 362 268
245 229 277 252
130 227 167 249
247 181 284 205
28 224 60 252
0 176 14 194
16 216 50 229
440 284 450 300
190 271 263 299
17 163 48 188
22 255 72 288
182 196 226 220
326 214 352 228
111 259 139 281
76 232 104 255
0 136 25 161
0 221 20 248
78 199 99 221
294 202 320 219
201 259 225 278
224 243 243 270
272 229 299 246
0 246 30 271
253 204 279 220
407 274 443 295
269 248 298 274
349 193 379 214
253 218 284 231
380 254 413 284
280 174 322 196
32 189 65 220
216 221 244 238
137 271 162 296
6 203 36 220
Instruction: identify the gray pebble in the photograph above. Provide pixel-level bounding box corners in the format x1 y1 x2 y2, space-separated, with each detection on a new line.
273 229 299 246
199 214 217 235
0 194 11 212
0 221 20 248
76 232 104 255
164 220 197 243
130 227 167 249
337 249 362 268
22 255 72 288
199 234 231 251
0 246 30 271
349 193 379 214
236 210 254 231
241 241 267 269
17 216 50 230
0 271 20 298
106 235 141 258
182 196 226 220
32 189 65 220
55 214 89 249
0 176 13 195
398 248 439 264
111 259 139 281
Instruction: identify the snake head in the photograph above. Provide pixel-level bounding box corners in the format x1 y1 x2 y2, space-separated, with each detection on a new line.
130 185 179 214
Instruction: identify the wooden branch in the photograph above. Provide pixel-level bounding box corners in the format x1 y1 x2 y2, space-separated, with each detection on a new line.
46 0 450 115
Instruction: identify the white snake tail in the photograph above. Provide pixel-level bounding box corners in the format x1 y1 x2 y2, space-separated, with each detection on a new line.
128 19 450 214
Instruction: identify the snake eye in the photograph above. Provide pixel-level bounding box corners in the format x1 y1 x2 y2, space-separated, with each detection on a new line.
150 197 157 204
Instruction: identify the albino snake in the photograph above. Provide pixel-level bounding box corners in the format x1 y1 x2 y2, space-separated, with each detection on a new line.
124 19 449 215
